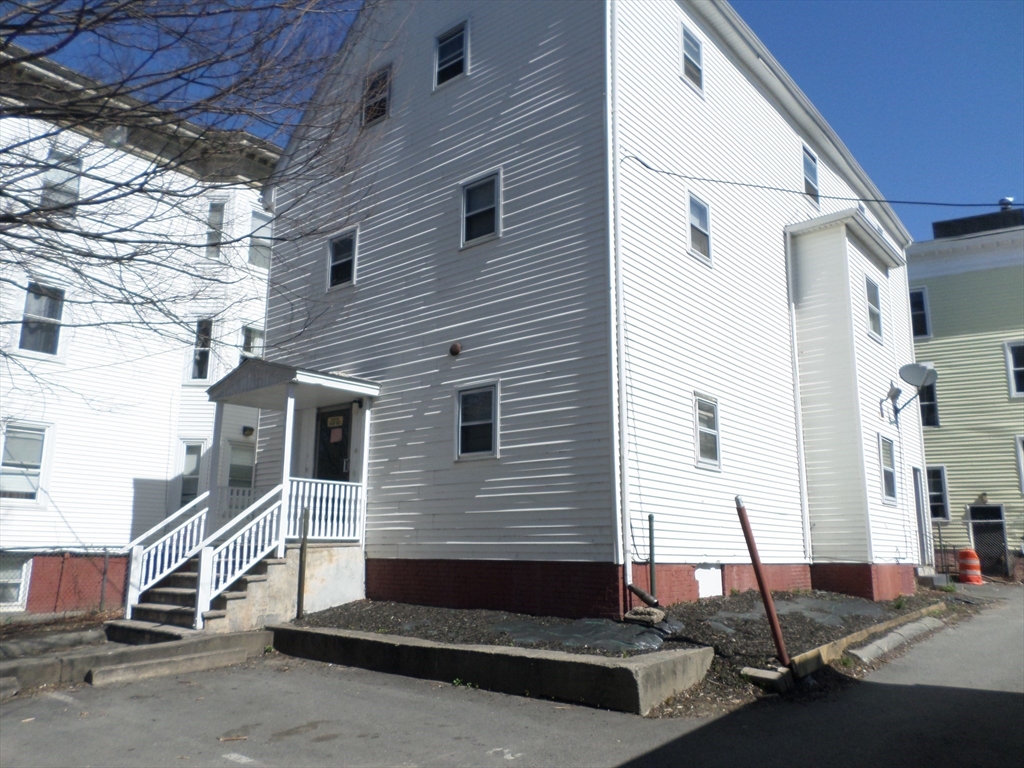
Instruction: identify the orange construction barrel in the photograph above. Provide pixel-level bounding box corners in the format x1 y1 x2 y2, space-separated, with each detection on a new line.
958 549 984 584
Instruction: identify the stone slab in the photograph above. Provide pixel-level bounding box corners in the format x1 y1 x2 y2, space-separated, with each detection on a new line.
849 617 945 664
88 648 248 686
0 629 107 660
269 624 712 715
740 666 794 693
1 675 21 701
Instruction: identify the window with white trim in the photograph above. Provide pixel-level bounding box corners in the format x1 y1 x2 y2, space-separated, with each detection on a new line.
926 466 949 520
228 443 256 489
694 396 720 468
19 282 64 356
362 65 391 125
1016 435 1024 495
436 23 466 86
866 277 883 340
909 288 930 337
879 435 896 502
205 201 225 259
1006 341 1024 397
40 150 82 215
1 425 46 500
248 210 272 269
919 382 939 427
328 232 356 288
240 326 264 364
803 147 819 204
458 386 496 457
191 319 213 380
463 174 499 245
180 442 203 506
681 26 703 91
689 194 710 261
0 554 32 609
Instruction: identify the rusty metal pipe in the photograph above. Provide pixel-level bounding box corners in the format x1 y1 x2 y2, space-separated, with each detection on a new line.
735 496 790 667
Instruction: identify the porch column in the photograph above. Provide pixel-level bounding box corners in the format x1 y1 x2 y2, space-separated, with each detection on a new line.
278 382 296 557
358 399 372 549
206 400 226 528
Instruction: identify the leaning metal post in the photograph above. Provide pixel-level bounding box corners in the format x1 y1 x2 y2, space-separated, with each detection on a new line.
735 496 790 667
648 513 656 601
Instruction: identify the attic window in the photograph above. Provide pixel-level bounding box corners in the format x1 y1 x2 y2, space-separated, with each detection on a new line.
40 150 82 215
682 26 703 91
363 65 391 125
803 147 819 204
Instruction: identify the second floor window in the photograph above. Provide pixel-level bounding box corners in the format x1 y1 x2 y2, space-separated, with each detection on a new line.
192 319 213 380
689 194 711 261
1007 341 1024 397
329 233 356 287
240 326 264 363
19 283 64 356
682 26 703 91
695 396 720 468
40 150 82 215
463 174 499 244
866 277 883 340
1 425 46 500
248 210 273 269
436 24 466 86
879 436 896 502
909 288 930 337
926 466 949 520
206 202 225 259
919 382 939 427
803 147 819 204
363 65 391 125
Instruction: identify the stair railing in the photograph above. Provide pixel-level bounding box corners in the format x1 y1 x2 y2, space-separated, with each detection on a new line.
193 484 284 628
123 491 210 616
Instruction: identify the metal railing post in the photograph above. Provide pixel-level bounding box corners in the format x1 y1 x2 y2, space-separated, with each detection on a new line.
194 546 214 630
126 545 144 618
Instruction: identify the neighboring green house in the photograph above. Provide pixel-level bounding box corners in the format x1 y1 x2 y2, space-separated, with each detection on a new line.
906 205 1024 580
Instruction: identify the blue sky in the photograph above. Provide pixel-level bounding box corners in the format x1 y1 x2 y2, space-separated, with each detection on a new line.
731 0 1024 243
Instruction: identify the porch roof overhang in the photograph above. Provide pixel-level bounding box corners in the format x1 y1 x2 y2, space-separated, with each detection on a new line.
207 359 381 410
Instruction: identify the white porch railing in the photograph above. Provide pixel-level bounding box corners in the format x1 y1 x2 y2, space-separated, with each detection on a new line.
287 478 364 541
123 491 210 613
226 487 255 513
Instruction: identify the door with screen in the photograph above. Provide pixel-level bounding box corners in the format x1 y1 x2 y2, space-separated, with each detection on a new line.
315 406 352 482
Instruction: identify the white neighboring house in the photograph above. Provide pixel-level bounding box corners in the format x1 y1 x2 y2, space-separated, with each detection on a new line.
218 0 927 620
0 52 278 613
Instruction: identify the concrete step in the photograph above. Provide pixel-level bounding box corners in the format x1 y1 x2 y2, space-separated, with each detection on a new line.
210 591 246 611
88 647 248 686
142 587 198 608
131 603 195 628
105 619 199 646
160 572 199 589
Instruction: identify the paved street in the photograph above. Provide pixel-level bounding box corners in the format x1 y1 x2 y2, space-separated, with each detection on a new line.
1 585 1021 768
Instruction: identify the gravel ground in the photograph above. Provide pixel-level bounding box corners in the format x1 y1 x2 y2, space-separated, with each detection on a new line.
297 588 984 718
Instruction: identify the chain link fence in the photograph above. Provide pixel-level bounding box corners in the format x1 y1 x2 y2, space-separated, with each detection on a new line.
1 549 127 625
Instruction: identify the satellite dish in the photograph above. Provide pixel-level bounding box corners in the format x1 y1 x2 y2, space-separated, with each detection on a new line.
899 362 937 388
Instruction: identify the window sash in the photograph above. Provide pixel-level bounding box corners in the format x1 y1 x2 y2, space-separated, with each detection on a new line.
436 25 466 85
363 66 391 124
329 234 355 286
695 398 719 465
1008 343 1024 396
459 387 495 455
206 202 225 259
803 148 819 203
191 319 213 380
1 426 46 500
880 436 896 500
689 195 710 259
919 383 939 427
40 152 82 213
19 283 64 355
241 326 264 362
463 176 498 243
248 211 273 269
866 278 883 338
909 290 929 337
682 28 703 89
228 444 256 488
926 467 949 519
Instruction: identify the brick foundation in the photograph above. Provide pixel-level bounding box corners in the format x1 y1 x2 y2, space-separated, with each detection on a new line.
25 553 128 614
809 563 917 601
366 559 816 618
721 564 812 594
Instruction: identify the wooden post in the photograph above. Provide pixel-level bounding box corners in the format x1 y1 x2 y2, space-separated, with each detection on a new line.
194 546 214 630
735 496 790 668
296 506 310 620
207 401 226 529
278 383 296 558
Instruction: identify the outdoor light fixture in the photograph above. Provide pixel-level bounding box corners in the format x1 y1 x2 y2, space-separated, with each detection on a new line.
242 426 255 437
879 362 937 424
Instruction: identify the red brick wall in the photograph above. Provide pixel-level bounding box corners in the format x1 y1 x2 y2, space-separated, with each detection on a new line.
25 553 127 614
722 564 812 594
810 563 917 601
627 563 698 610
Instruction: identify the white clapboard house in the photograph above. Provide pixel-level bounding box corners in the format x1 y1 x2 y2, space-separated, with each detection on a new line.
111 0 931 627
0 50 277 616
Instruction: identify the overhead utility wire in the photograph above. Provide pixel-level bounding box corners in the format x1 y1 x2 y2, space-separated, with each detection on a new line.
623 156 1021 209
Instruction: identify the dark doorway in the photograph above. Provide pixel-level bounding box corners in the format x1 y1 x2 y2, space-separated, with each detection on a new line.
315 405 352 482
968 505 1008 576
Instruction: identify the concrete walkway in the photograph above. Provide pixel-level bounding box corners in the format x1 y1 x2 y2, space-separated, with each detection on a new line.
0 585 1020 768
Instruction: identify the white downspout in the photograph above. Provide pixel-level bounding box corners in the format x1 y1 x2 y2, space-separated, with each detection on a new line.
784 231 812 562
609 0 632 589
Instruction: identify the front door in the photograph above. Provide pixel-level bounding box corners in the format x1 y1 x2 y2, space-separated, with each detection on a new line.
315 405 352 482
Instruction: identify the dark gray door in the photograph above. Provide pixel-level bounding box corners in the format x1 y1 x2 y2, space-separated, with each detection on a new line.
968 505 1008 576
315 406 352 482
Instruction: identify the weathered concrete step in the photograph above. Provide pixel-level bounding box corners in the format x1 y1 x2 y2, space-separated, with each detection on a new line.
160 572 198 588
0 676 19 701
142 587 198 608
105 619 200 646
88 648 248 686
1 629 107 660
131 603 195 628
